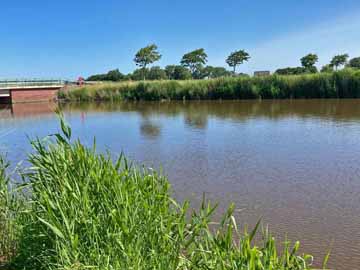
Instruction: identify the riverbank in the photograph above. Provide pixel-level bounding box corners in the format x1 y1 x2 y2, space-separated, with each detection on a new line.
0 115 324 270
59 69 360 101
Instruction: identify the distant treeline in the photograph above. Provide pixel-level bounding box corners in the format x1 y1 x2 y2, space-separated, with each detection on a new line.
87 66 248 82
61 68 360 101
275 54 360 75
86 44 360 81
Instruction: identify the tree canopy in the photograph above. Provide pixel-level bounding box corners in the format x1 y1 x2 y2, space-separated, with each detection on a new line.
87 69 125 81
330 54 349 70
147 66 167 80
348 57 360 69
134 44 162 80
320 64 334 73
131 68 147 81
301 54 318 69
275 67 307 75
180 49 208 77
200 66 231 79
131 67 167 81
165 65 192 80
226 50 250 73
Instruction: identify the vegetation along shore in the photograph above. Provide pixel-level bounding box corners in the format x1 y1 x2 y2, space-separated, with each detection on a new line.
60 44 360 102
60 68 360 101
0 114 330 270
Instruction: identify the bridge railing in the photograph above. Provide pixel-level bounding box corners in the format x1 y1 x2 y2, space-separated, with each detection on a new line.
0 79 67 89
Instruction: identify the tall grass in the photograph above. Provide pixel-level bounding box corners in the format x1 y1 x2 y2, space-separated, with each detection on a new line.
0 155 12 263
0 156 24 265
1 114 328 269
59 69 360 101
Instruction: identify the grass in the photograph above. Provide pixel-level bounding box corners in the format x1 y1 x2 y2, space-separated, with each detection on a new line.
0 156 24 267
0 156 12 264
59 69 360 102
0 113 329 270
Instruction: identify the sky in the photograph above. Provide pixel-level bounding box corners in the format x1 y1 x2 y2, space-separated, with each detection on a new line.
0 0 360 79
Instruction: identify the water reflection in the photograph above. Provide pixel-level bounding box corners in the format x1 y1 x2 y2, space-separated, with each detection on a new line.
57 99 360 123
184 113 208 130
140 120 161 139
1 99 355 123
0 102 58 119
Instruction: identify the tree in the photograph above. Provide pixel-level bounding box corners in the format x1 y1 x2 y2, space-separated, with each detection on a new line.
200 66 231 79
348 57 360 69
180 49 208 78
321 64 334 73
226 50 250 73
87 69 125 81
211 67 232 78
173 66 192 80
330 54 349 70
105 69 125 81
165 65 192 80
131 68 149 81
87 73 106 81
147 66 167 80
301 54 318 69
165 65 177 79
306 66 318 73
134 44 161 80
275 67 306 75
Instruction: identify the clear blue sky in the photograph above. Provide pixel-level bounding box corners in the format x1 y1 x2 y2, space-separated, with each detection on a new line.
1 0 360 79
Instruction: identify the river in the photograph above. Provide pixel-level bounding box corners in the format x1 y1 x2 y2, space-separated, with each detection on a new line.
1 99 360 269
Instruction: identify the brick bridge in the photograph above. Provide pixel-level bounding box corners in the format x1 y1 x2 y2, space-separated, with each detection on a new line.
0 80 67 103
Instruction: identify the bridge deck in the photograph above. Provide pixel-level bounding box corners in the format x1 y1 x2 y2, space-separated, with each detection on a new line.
0 80 66 90
0 80 66 103
0 85 64 90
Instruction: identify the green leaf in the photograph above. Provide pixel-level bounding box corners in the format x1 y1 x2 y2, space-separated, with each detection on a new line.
249 218 261 243
38 217 65 239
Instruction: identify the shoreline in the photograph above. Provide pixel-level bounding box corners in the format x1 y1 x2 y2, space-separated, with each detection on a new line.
59 69 360 102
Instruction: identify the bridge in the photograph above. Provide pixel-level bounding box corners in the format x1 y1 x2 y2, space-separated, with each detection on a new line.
0 79 68 103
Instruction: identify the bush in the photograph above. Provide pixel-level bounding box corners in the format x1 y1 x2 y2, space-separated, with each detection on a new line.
87 69 125 82
275 67 307 75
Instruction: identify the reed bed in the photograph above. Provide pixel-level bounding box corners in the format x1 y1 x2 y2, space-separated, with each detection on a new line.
0 114 329 270
59 69 360 101
0 156 25 266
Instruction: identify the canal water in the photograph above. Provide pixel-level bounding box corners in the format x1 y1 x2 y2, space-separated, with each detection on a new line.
1 100 360 269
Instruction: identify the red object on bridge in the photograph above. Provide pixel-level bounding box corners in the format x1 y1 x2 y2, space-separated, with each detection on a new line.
77 77 85 86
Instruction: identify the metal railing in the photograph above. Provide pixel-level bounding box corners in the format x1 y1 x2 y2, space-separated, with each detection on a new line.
0 79 67 89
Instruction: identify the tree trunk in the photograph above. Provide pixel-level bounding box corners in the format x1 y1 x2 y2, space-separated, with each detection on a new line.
190 66 194 80
143 66 146 81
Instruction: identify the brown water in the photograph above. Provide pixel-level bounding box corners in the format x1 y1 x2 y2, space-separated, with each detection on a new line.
1 100 360 269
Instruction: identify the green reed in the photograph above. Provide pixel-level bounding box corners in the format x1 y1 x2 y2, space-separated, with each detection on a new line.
0 156 24 265
59 68 360 102
1 114 329 269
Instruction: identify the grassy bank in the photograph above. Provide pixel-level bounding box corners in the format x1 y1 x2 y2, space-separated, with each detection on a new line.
59 69 360 101
0 115 328 269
